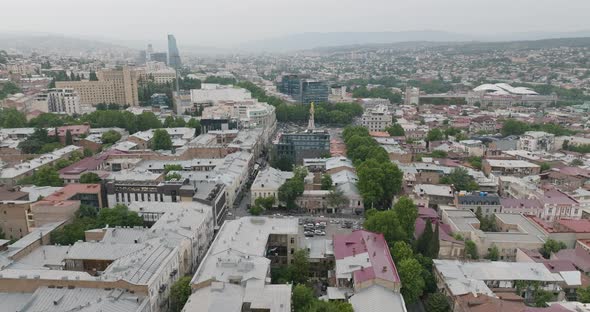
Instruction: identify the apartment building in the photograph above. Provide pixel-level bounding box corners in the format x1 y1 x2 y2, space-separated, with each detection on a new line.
519 131 555 152
56 66 141 106
32 88 82 115
361 105 393 131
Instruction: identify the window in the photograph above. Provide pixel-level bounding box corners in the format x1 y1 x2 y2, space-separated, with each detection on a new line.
135 193 138 201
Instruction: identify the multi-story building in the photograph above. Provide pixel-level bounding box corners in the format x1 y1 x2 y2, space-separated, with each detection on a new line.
56 66 141 106
167 34 182 69
201 100 277 142
184 217 297 312
32 88 82 115
469 116 497 133
0 200 215 312
519 131 555 152
275 130 330 164
279 74 329 104
361 105 393 131
404 86 420 105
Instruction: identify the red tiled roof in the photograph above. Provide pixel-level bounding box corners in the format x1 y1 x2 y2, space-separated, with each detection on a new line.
557 219 590 233
540 259 577 273
333 230 400 284
42 184 101 202
56 125 90 136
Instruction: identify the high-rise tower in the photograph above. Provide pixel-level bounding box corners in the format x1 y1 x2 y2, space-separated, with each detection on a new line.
167 34 182 69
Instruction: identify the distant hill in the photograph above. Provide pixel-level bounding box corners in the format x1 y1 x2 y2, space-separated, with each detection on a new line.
237 31 474 52
237 30 590 52
0 33 130 55
311 37 590 54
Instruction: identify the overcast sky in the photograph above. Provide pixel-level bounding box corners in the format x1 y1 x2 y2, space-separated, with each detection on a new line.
2 0 590 47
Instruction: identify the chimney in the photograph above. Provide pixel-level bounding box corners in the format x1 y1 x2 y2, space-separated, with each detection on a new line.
382 266 387 272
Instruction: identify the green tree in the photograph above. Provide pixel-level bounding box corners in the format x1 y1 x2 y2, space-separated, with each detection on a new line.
501 119 528 136
278 167 306 209
271 155 294 171
540 162 551 172
166 172 182 181
571 159 584 166
320 174 333 190
391 241 414 262
250 205 263 216
430 150 448 158
289 249 310 285
255 196 275 210
95 204 143 228
364 209 407 243
486 244 499 261
426 128 444 142
65 130 73 145
170 276 192 312
577 285 590 303
432 223 440 258
440 167 478 191
150 129 173 150
137 112 163 131
540 239 567 259
79 172 102 184
327 189 348 212
465 240 478 259
394 197 418 239
292 284 315 312
398 258 426 304
33 166 64 187
0 108 27 128
533 289 554 307
101 130 122 144
89 71 98 81
187 118 201 135
385 123 405 136
425 293 450 312
467 156 483 170
164 164 183 173
417 220 435 257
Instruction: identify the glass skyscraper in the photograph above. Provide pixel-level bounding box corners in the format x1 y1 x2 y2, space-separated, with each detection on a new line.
167 34 182 69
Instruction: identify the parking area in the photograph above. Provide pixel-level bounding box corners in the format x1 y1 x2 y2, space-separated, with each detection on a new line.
298 216 363 238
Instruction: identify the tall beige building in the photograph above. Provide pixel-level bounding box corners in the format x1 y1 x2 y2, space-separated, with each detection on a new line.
56 66 141 106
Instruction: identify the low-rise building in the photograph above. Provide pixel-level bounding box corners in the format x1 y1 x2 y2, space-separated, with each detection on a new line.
333 230 407 312
455 192 501 216
483 159 541 177
413 184 454 207
0 145 82 186
251 167 293 207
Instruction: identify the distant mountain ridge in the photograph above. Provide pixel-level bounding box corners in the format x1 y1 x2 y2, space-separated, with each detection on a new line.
237 30 590 52
0 32 129 55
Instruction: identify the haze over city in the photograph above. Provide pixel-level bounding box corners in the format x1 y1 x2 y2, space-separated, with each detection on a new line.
2 0 590 48
1 2 590 312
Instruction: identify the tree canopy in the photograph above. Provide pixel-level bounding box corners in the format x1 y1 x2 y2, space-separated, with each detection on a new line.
170 276 192 312
151 129 173 150
79 172 102 184
440 167 478 192
101 130 122 145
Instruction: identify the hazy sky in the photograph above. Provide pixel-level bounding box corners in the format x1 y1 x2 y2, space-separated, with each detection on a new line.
1 0 590 47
